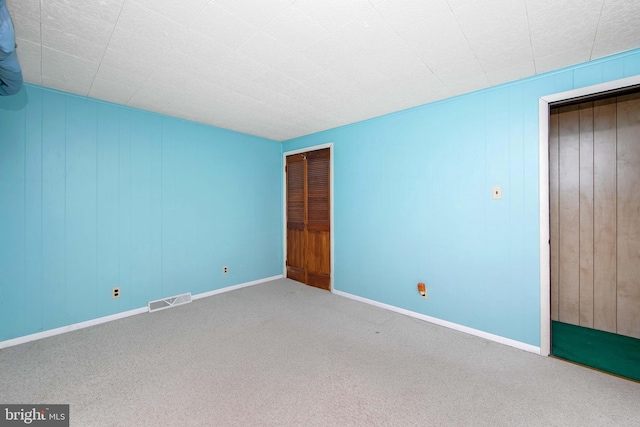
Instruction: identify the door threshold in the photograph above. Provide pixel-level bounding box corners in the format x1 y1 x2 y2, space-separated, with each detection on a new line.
550 355 640 384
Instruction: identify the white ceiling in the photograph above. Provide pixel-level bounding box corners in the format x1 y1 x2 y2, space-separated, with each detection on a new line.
6 0 640 141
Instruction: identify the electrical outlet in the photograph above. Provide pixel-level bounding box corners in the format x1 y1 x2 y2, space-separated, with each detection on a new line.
222 266 229 275
417 283 427 299
112 287 120 299
492 186 502 200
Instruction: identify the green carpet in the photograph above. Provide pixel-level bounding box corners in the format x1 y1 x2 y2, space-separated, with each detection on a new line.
552 321 640 381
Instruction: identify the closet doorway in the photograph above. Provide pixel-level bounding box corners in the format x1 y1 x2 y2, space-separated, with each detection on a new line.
285 146 332 290
549 91 640 380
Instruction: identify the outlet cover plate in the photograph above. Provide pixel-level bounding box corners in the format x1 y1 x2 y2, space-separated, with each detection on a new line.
492 186 502 200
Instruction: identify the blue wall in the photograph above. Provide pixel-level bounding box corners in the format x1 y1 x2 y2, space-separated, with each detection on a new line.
283 49 640 347
2 50 640 347
0 85 283 342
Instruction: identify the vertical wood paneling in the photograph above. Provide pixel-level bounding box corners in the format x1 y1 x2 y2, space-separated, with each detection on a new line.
1 85 283 343
557 105 581 325
118 112 132 304
553 93 640 339
507 86 527 335
96 104 120 317
593 98 617 333
160 121 207 297
0 95 27 339
130 114 162 306
578 102 594 328
24 87 43 333
484 91 511 324
160 122 180 296
549 110 560 321
41 91 67 329
149 118 163 301
65 97 98 323
616 93 640 339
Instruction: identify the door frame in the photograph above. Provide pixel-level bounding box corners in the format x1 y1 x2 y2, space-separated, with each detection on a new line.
538 75 640 356
283 143 334 292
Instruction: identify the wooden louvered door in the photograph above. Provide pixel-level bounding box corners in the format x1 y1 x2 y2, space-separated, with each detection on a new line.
286 148 331 290
306 149 331 289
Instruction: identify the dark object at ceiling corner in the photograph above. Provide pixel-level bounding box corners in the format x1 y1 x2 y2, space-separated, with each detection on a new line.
0 0 23 96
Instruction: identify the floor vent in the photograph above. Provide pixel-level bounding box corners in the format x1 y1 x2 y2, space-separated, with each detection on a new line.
148 293 192 313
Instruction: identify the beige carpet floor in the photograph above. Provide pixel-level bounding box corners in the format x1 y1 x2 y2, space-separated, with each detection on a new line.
1 278 639 426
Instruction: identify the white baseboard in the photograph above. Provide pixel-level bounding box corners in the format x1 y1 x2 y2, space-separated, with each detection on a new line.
332 289 541 355
0 307 149 350
0 275 284 350
192 275 283 300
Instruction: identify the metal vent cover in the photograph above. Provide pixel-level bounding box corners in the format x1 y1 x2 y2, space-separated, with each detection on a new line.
148 293 192 313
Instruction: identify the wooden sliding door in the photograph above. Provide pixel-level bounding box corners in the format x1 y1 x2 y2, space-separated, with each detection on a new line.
286 148 331 290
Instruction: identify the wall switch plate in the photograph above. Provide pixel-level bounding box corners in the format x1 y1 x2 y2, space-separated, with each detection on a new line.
492 186 502 200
